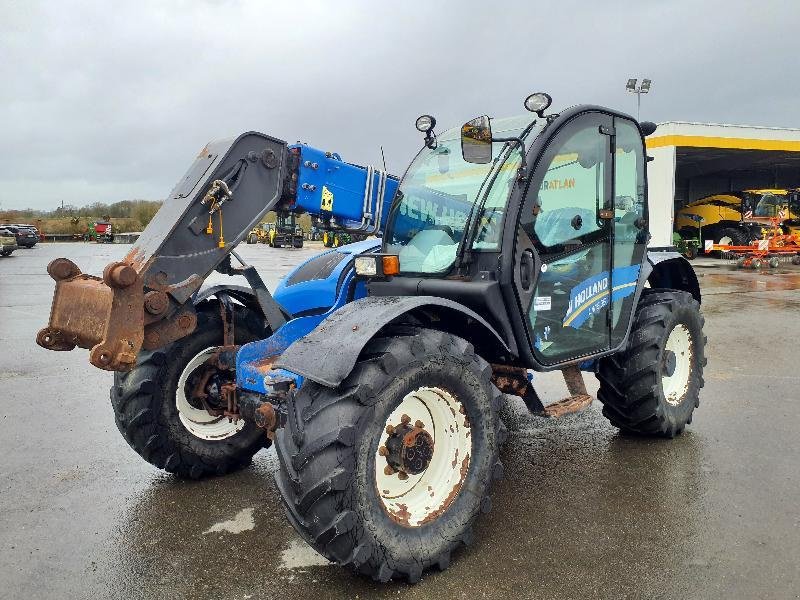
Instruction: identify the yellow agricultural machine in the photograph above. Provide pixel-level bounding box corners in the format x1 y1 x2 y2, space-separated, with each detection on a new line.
675 188 800 247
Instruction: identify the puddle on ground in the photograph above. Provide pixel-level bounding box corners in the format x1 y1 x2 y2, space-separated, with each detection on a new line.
202 507 255 534
278 538 331 570
702 270 800 292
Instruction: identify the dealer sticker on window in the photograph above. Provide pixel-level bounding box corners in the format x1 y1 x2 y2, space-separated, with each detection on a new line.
533 296 551 311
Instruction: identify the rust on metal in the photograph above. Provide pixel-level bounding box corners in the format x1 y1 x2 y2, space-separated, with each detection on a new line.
419 453 470 526
387 503 411 527
38 247 202 371
143 290 169 315
219 300 235 347
541 366 594 418
401 426 431 449
250 356 277 375
104 262 137 288
141 308 197 350
254 401 278 440
36 258 144 371
384 418 435 477
491 363 531 396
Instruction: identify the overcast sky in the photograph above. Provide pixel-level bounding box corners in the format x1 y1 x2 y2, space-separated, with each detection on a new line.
2 0 799 210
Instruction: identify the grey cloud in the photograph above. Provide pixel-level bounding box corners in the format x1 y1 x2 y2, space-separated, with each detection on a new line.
2 0 799 210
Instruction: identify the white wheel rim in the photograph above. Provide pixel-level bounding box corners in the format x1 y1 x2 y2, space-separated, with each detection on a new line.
661 324 693 406
374 386 471 528
176 347 245 441
719 235 732 246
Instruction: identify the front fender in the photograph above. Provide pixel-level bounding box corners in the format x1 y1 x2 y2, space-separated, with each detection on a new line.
273 295 510 388
194 283 260 307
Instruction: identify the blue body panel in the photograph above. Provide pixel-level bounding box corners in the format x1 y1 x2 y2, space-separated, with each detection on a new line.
272 238 379 316
292 145 399 230
237 239 380 394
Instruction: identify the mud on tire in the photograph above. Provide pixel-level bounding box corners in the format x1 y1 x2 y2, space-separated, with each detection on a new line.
110 304 269 479
274 328 505 583
597 289 706 437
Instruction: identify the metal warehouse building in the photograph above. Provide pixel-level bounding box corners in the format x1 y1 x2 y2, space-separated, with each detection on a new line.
645 121 800 247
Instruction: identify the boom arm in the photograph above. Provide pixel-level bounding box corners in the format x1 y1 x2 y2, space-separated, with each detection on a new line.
37 132 398 371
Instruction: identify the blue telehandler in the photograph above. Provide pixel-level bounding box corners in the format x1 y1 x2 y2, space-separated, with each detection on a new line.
38 93 706 582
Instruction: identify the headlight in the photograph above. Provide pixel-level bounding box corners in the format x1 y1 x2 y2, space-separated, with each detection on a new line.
415 115 436 133
354 256 377 276
354 254 400 277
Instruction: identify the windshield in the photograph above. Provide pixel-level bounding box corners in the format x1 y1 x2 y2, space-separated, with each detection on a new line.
753 192 786 217
385 115 538 274
740 190 788 218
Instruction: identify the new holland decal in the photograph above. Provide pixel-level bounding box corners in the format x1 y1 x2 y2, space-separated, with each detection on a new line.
562 264 640 328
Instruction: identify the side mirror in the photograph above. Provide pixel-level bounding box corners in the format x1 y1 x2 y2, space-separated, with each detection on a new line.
461 115 492 164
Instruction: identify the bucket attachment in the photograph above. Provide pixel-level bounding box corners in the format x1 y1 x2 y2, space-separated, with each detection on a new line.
36 132 289 371
37 259 145 371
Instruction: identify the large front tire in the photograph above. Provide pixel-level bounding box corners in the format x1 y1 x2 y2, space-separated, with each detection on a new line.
274 328 504 582
718 226 748 247
597 289 706 437
110 304 270 479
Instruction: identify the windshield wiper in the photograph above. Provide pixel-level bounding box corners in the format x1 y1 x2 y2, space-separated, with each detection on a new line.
455 142 520 270
453 152 506 271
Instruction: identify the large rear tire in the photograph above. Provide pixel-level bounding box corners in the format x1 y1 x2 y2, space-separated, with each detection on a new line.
274 328 505 582
110 304 270 479
597 289 706 437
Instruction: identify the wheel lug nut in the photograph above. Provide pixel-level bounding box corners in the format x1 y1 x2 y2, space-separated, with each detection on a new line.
384 465 396 476
386 425 395 435
414 420 424 429
401 414 411 425
397 471 409 481
379 446 388 456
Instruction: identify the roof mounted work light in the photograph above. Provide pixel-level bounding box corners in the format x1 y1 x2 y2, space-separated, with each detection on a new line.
415 115 436 133
524 92 552 117
415 115 438 149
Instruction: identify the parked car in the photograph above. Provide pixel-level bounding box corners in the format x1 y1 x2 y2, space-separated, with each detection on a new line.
0 227 18 256
2 225 38 248
10 223 39 236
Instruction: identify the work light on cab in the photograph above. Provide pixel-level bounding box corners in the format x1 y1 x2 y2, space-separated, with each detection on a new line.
524 92 552 116
415 115 436 132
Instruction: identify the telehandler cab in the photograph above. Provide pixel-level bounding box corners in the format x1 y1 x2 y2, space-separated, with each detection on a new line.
38 92 705 582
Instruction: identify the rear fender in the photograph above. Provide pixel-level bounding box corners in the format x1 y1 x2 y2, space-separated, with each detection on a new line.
647 250 701 303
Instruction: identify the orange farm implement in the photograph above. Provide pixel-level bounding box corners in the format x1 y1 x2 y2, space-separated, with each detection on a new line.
705 219 800 268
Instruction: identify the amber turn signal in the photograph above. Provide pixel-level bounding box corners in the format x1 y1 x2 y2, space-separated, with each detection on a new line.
382 255 400 276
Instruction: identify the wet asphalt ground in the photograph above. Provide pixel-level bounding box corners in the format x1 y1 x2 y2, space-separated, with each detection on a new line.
1 242 799 600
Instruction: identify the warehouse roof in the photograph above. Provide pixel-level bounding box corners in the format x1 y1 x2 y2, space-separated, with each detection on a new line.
648 121 800 151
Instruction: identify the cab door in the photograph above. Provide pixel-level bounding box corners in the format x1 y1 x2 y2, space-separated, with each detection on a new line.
511 111 647 367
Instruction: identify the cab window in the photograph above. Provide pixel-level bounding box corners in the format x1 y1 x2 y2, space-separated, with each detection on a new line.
754 193 782 217
521 116 610 254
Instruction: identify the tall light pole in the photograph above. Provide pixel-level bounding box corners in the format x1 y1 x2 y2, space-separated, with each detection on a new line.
626 78 651 121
